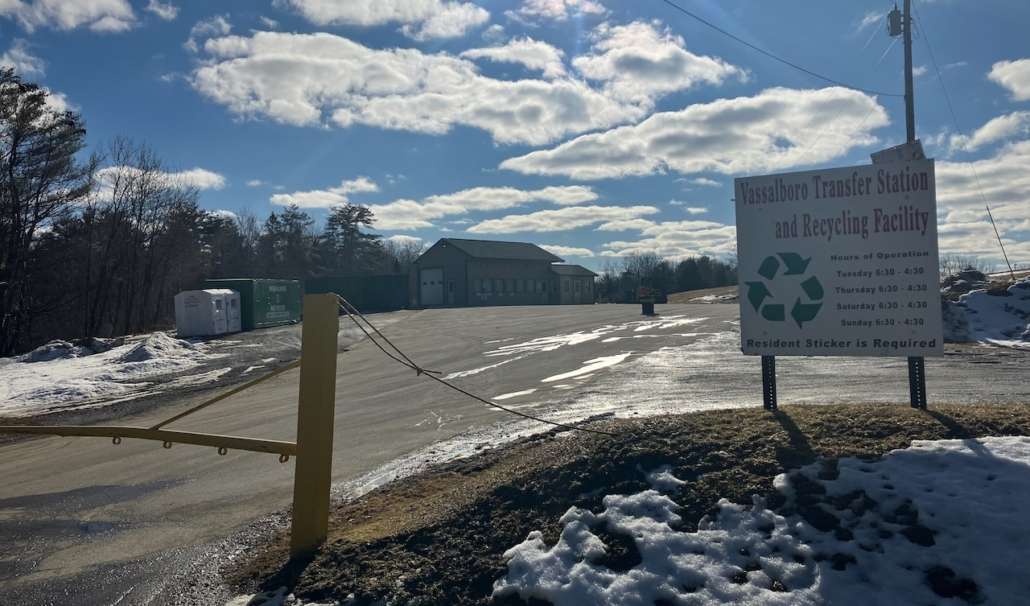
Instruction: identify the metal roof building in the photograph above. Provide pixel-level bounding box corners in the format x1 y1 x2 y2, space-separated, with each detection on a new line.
413 238 595 307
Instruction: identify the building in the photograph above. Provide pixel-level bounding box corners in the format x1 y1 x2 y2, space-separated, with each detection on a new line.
413 238 596 307
551 264 598 305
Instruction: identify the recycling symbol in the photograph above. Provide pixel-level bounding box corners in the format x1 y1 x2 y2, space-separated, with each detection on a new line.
745 253 824 328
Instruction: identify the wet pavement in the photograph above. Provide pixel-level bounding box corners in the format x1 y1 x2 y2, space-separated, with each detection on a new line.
0 303 1027 605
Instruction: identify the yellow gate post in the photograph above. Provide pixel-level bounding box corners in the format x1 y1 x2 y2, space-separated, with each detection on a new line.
290 293 340 558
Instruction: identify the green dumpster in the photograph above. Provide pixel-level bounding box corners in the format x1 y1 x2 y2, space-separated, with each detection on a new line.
203 278 302 330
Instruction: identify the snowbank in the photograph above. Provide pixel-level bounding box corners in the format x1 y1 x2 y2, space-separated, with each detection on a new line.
495 436 1030 605
958 279 1030 348
0 332 223 417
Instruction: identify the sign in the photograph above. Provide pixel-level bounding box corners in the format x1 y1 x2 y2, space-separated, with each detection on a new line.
734 159 942 357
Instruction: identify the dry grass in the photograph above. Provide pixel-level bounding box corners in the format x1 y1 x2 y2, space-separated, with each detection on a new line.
232 403 1030 605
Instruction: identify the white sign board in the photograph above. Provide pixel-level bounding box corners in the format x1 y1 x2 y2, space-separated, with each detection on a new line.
734 159 943 357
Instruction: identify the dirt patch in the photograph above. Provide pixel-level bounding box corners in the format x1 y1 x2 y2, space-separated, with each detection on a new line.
229 403 1030 605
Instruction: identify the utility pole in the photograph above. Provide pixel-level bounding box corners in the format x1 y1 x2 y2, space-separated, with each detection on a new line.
889 1 927 409
903 0 915 143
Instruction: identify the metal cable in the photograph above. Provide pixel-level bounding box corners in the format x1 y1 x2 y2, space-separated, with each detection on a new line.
658 0 904 98
913 7 1017 280
333 295 616 437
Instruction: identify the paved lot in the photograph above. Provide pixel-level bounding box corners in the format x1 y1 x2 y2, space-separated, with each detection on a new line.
1 303 1027 604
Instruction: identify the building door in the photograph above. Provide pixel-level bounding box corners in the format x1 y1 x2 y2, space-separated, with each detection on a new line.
211 296 227 334
420 268 444 306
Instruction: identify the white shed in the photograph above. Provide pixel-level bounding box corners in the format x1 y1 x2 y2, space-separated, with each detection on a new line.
174 289 242 337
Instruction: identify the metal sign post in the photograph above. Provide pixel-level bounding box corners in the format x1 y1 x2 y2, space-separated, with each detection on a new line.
761 355 777 411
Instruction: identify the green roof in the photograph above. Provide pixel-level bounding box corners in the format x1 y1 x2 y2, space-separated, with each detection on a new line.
550 264 598 277
430 238 563 262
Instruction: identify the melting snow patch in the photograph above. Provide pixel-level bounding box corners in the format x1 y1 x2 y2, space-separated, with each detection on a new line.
496 436 1030 605
494 389 538 401
224 587 333 606
443 355 526 380
541 353 632 383
0 332 218 417
959 279 1030 348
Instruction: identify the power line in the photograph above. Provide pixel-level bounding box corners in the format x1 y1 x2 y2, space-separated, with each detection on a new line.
657 0 904 98
913 6 1017 280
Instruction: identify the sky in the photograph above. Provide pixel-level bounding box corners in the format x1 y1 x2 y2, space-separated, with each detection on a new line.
1 0 1028 271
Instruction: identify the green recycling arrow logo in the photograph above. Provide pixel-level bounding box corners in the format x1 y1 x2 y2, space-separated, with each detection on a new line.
745 253 824 328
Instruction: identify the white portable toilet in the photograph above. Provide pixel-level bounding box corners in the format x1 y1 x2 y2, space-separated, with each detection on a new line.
174 289 242 337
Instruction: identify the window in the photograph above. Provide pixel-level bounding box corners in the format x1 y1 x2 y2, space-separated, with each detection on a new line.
214 299 223 311
514 279 521 293
575 280 581 293
563 280 569 292
484 279 492 293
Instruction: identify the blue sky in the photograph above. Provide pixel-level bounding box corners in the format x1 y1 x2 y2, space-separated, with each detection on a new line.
2 0 1028 271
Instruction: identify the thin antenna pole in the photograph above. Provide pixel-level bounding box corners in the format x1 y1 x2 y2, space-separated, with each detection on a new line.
986 204 1017 281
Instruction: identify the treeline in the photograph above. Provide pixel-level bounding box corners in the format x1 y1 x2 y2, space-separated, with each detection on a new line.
596 252 737 302
0 70 417 355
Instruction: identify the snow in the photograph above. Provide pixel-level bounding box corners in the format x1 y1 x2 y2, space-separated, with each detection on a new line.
224 587 333 606
495 436 1030 605
542 353 633 383
0 332 226 417
959 279 1030 348
494 389 538 401
442 315 708 384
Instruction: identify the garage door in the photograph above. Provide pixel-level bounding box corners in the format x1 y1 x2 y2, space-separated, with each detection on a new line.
420 268 444 306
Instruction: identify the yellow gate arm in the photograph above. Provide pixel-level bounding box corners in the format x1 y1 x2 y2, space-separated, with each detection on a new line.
0 425 296 456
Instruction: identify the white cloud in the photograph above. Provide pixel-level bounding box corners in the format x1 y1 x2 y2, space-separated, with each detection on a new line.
595 218 657 231
678 177 720 188
506 0 605 23
270 176 379 208
191 31 647 145
42 88 73 113
284 0 488 41
185 14 231 53
0 0 136 33
855 11 881 33
989 58 1030 101
145 0 178 21
371 185 599 230
948 111 1030 153
245 179 265 187
170 168 227 190
912 65 928 78
572 21 743 104
258 15 279 29
482 23 505 44
96 166 227 192
598 219 738 259
684 207 708 215
500 86 889 180
0 39 45 77
461 37 566 79
210 209 238 221
540 244 595 257
467 205 658 233
934 140 1030 263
